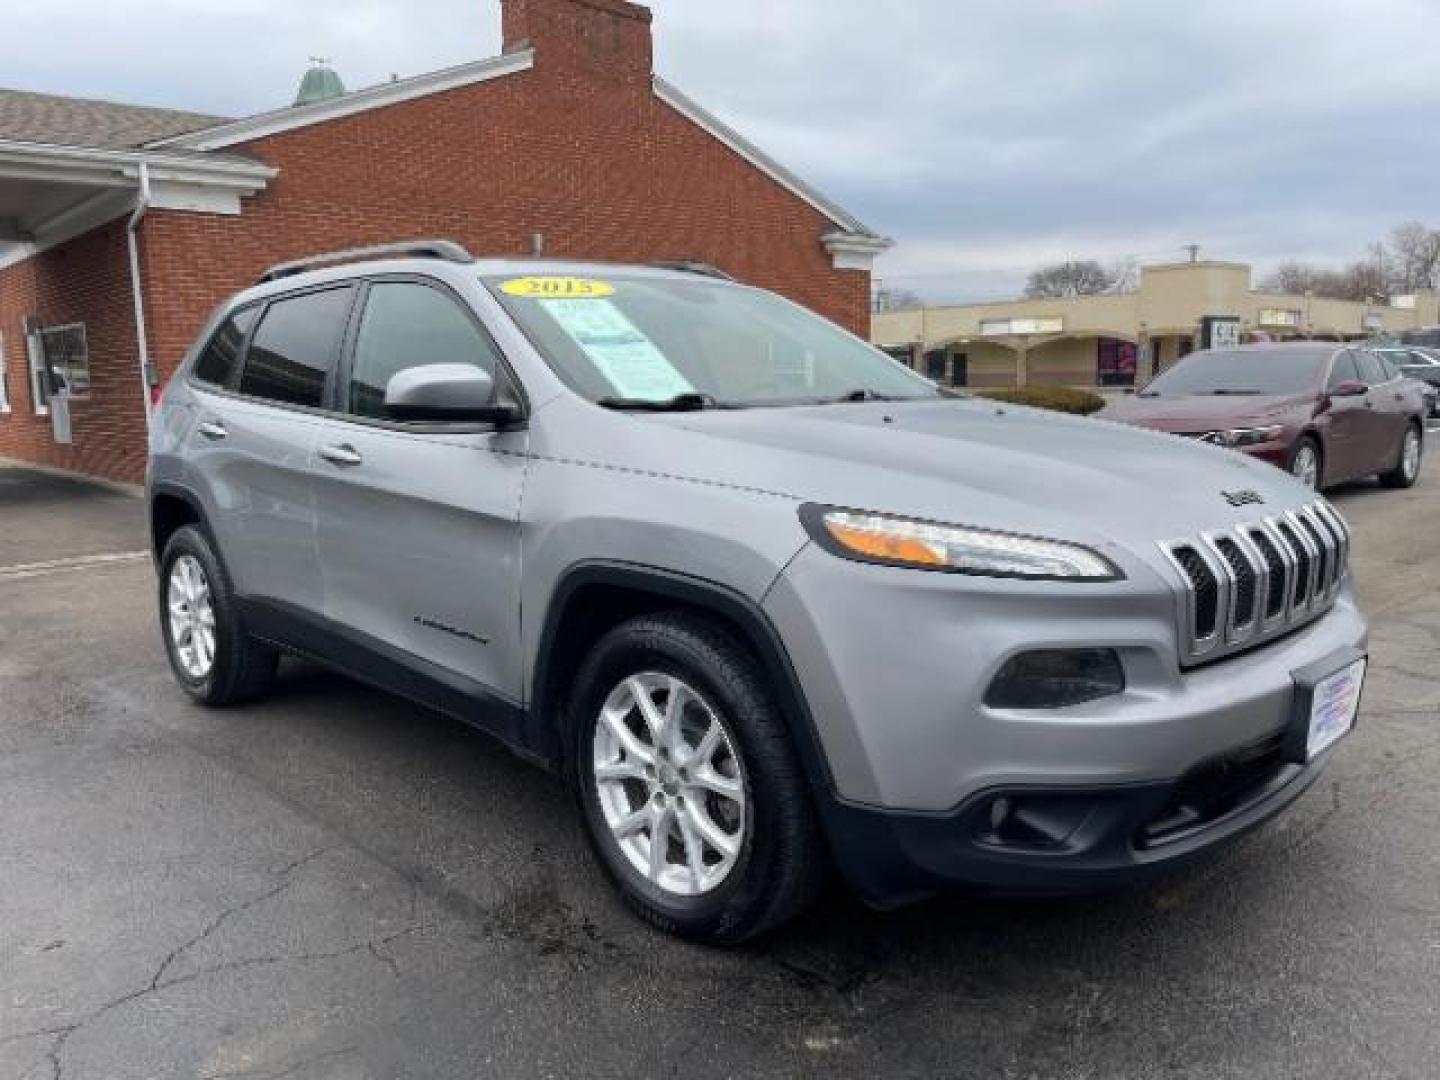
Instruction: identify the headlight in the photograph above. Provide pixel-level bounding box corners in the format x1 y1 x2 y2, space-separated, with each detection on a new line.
1212 425 1284 448
801 506 1121 580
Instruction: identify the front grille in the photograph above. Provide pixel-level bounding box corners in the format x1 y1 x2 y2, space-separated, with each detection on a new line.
1161 500 1349 666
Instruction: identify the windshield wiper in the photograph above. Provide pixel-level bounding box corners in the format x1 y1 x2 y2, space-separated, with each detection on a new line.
596 392 719 412
1207 389 1263 396
834 389 908 403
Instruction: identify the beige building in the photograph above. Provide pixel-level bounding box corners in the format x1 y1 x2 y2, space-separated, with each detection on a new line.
872 260 1440 390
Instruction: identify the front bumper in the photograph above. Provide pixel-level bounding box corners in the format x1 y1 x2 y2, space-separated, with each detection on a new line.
764 542 1368 906
820 729 1334 906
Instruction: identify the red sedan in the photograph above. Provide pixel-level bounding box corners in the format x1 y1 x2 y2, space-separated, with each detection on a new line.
1101 343 1426 490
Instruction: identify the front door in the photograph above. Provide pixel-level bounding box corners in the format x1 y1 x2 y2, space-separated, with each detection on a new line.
1353 350 1405 471
311 277 529 711
1322 350 1370 484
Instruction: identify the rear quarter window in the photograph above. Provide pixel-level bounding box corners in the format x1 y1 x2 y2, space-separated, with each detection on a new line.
193 306 259 386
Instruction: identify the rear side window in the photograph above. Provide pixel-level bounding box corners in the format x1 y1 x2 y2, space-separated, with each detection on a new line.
193 306 258 386
239 288 354 408
347 281 502 419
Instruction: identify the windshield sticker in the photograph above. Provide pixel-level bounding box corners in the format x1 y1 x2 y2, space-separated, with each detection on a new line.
538 298 695 401
501 276 615 300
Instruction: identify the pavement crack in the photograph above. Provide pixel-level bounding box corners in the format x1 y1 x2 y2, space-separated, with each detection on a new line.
148 844 337 991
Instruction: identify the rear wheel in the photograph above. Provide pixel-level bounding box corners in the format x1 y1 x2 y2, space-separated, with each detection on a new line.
571 612 826 943
1380 423 1423 489
1288 436 1322 490
159 525 278 705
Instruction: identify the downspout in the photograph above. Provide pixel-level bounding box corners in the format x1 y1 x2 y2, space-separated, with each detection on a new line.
126 160 154 435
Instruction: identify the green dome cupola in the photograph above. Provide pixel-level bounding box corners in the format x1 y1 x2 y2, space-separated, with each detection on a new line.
294 58 346 107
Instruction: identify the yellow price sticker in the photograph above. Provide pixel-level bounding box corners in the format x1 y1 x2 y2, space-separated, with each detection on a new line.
500 276 616 300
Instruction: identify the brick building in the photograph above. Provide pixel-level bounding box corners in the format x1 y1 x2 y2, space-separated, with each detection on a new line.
0 0 890 483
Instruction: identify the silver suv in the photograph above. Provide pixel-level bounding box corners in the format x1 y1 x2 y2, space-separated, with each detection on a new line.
148 241 1369 942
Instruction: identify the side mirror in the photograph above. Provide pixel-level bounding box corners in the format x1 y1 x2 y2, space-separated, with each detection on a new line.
1330 380 1368 398
384 364 521 424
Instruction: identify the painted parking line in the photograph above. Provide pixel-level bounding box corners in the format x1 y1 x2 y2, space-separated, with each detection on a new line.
0 550 149 582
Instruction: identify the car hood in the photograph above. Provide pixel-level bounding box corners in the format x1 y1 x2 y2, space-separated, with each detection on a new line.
1097 392 1311 432
599 397 1318 554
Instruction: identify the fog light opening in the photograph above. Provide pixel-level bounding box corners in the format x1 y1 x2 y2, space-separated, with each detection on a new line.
984 648 1126 710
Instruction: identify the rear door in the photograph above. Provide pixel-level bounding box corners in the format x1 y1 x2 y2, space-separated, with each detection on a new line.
310 276 529 711
187 285 356 617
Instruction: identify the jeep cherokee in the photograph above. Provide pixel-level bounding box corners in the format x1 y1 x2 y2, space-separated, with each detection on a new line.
148 241 1369 942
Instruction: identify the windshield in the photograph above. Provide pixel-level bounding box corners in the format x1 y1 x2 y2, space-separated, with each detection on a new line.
483 272 938 407
1141 348 1328 397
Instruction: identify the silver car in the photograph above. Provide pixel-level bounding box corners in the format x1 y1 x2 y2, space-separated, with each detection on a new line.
148 241 1369 943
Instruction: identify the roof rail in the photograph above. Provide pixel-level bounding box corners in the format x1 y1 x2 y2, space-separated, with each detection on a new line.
257 240 474 284
651 260 735 282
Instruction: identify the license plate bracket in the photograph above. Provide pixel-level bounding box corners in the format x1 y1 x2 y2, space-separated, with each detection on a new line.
1282 647 1367 764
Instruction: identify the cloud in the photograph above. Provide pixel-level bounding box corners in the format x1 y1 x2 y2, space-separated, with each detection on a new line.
7 0 1440 303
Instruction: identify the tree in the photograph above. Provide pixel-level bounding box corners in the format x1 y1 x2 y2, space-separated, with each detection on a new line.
1023 259 1118 299
1387 221 1440 292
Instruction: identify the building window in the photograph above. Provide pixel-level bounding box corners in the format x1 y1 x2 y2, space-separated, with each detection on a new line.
924 349 947 381
28 322 91 411
37 324 91 400
0 332 9 414
949 352 969 387
1097 338 1137 387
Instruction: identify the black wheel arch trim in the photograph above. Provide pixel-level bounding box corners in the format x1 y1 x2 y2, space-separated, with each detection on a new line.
529 560 839 800
148 480 211 562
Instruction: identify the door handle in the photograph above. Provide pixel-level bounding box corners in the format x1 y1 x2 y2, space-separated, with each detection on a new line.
196 420 228 440
319 443 364 467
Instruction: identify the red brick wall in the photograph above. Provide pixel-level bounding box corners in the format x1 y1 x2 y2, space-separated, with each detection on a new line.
0 220 150 483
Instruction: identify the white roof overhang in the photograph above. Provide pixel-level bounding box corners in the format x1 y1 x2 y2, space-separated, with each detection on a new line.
0 140 275 269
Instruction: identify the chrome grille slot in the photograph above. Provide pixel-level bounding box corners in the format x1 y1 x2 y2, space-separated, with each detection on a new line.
1161 499 1348 666
1274 519 1313 610
1212 534 1259 635
1246 527 1288 621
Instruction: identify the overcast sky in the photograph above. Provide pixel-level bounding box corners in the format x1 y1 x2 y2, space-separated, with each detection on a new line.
8 0 1440 303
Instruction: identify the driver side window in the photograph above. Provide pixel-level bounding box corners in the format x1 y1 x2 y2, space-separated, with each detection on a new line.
1327 351 1360 390
348 281 503 420
1353 351 1387 386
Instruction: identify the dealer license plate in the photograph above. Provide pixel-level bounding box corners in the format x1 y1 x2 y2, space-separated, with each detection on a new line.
1305 657 1366 760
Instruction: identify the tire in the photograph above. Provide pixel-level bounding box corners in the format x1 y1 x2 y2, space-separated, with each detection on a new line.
570 611 827 943
1288 436 1323 490
1379 422 1423 489
158 525 278 705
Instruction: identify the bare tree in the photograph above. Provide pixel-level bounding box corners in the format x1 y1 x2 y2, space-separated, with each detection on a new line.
1023 259 1116 299
1107 256 1140 293
1387 221 1440 292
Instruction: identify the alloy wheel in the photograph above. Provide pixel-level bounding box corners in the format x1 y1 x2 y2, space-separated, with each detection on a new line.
1291 444 1319 489
1402 427 1421 482
167 555 217 680
591 672 747 897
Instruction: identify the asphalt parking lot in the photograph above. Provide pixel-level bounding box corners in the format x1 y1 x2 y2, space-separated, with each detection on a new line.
2 456 1438 1080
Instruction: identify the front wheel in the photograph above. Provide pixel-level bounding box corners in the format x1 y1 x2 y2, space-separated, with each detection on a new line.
1380 423 1423 489
1288 436 1322 490
571 612 827 943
